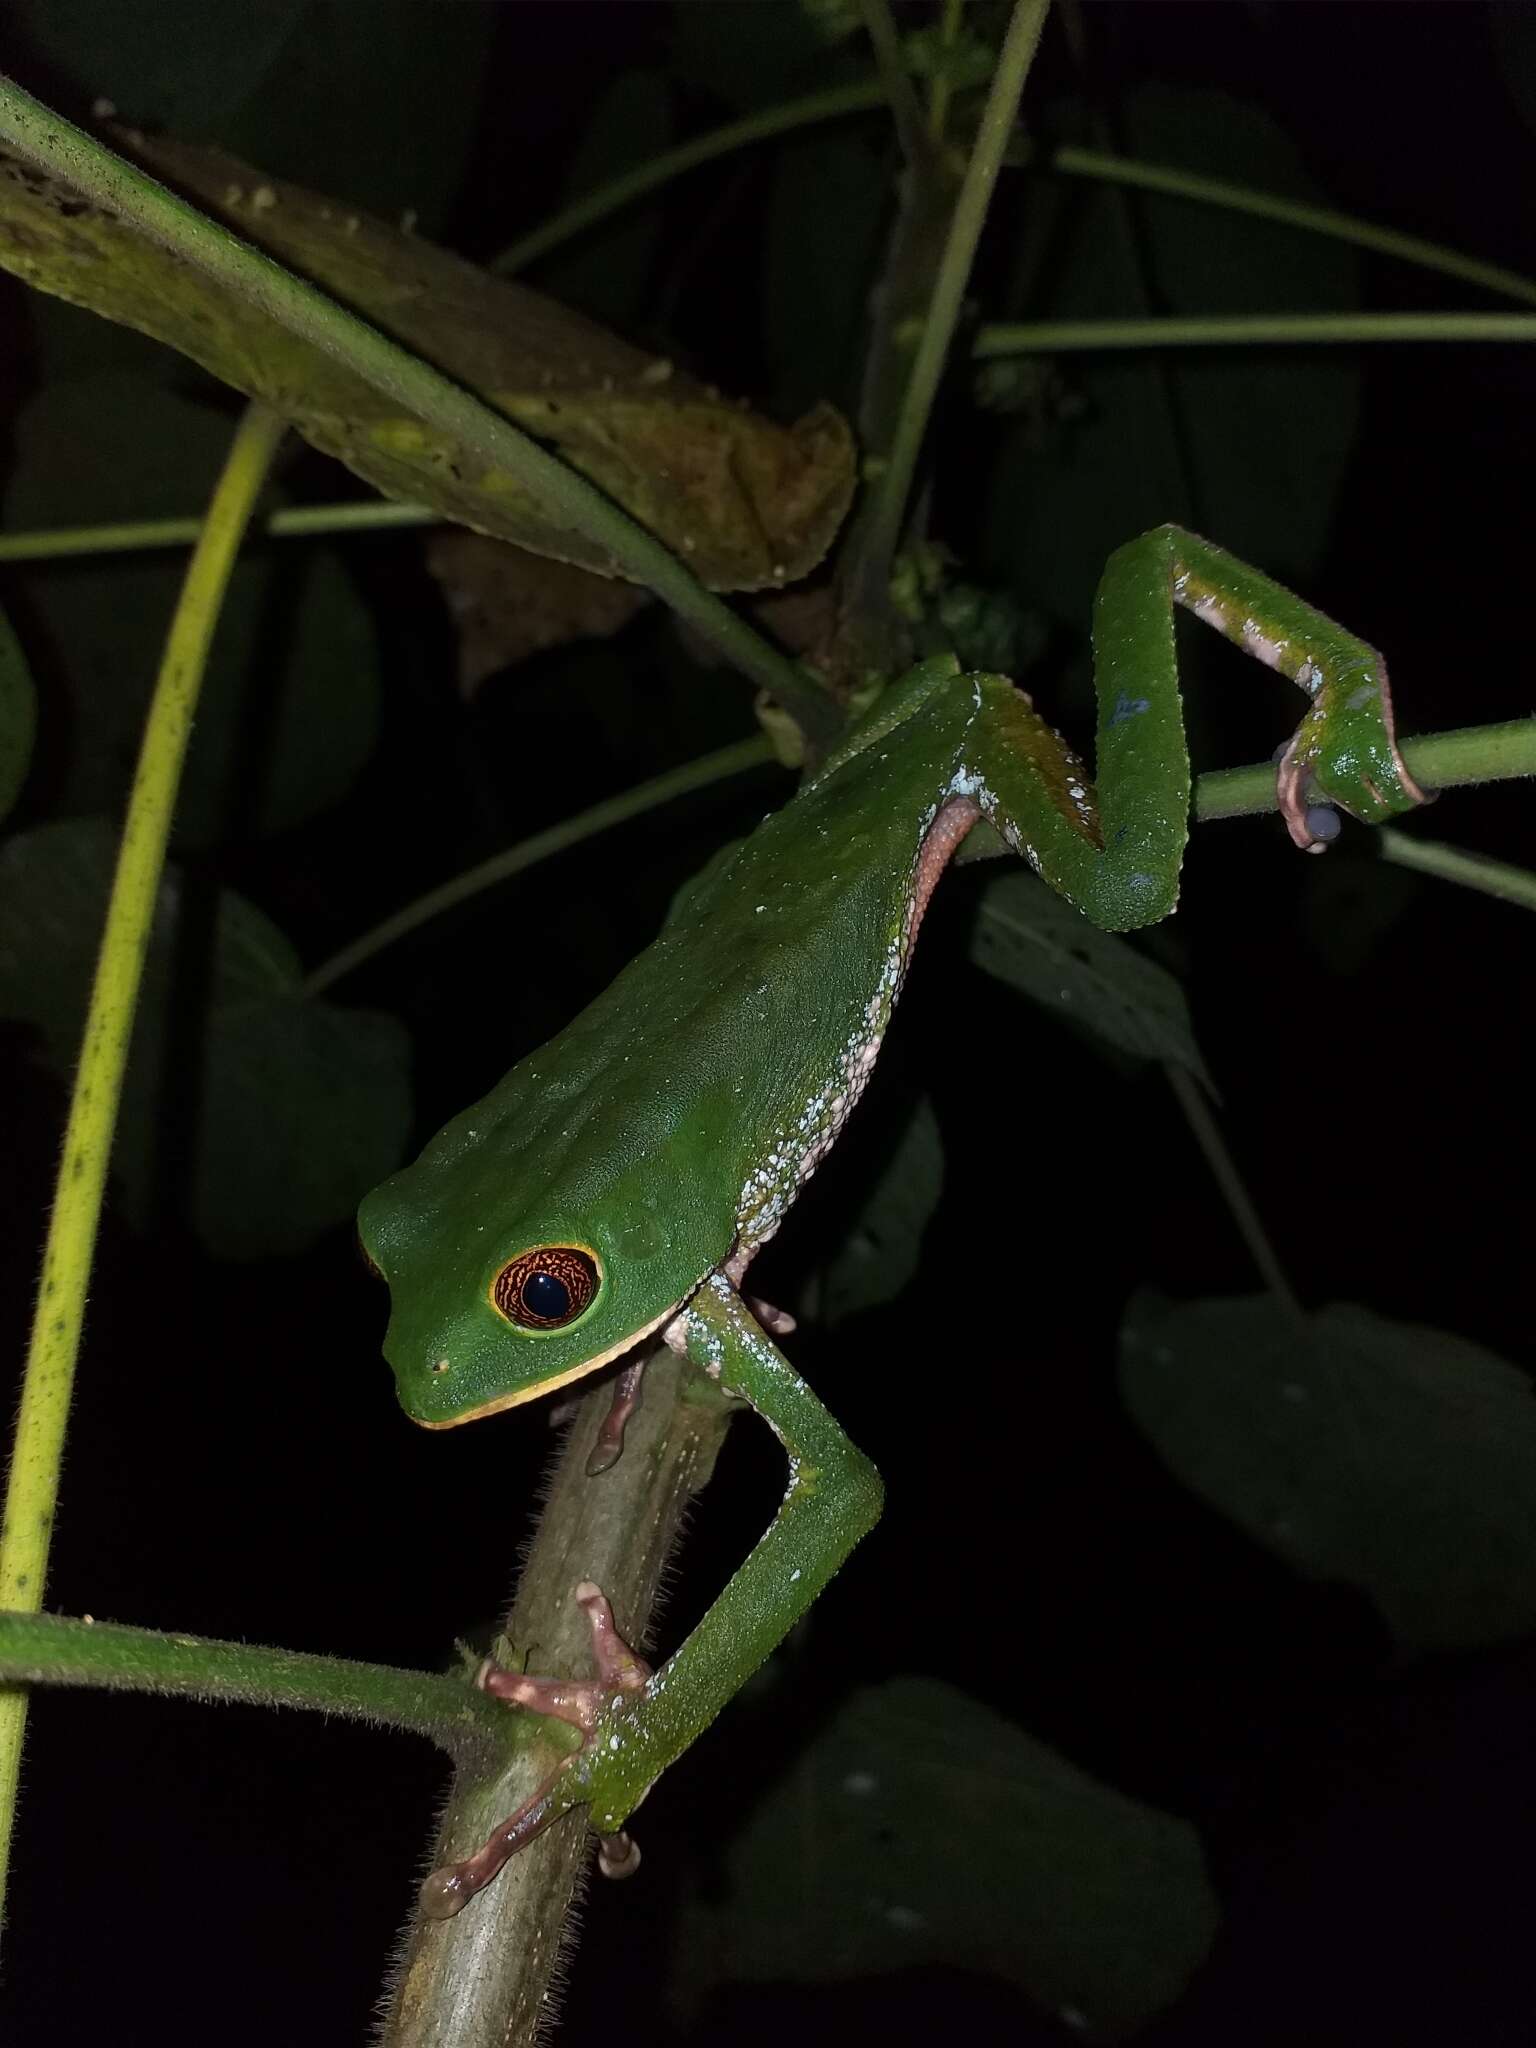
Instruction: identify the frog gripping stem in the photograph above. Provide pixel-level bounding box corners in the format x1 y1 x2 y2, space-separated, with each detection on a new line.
419 1582 651 1919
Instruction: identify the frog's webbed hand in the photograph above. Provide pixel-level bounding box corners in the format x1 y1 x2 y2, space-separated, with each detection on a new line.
420 1277 881 1917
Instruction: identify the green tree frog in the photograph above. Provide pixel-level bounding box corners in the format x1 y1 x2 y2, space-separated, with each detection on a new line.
357 525 1425 1914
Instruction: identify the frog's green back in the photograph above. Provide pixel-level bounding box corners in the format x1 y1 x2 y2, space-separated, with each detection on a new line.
359 680 975 1427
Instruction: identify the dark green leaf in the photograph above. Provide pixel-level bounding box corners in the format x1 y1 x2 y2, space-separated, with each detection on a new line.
969 867 1212 1086
6 374 381 843
1120 1294 1536 1652
0 133 856 594
986 86 1360 664
10 0 493 235
818 1093 942 1325
765 126 890 409
0 817 411 1256
0 603 37 821
674 1676 1218 2038
540 70 673 330
670 4 834 112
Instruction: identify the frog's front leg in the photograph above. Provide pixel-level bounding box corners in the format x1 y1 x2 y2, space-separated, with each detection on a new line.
420 1276 882 1917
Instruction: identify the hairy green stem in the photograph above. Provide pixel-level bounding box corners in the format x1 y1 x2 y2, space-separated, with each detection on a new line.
302 736 779 998
976 312 1536 353
0 1612 505 1758
381 1353 734 2048
854 0 1050 606
0 76 838 744
0 402 287 1929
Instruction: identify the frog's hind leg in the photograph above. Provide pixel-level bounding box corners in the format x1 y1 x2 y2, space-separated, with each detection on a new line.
963 524 1428 934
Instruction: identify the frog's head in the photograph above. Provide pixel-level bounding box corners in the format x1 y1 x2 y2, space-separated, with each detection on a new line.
356 1080 733 1429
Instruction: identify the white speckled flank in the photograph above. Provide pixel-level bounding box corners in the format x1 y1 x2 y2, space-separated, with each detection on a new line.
735 944 902 1248
1241 616 1289 672
735 761 991 1250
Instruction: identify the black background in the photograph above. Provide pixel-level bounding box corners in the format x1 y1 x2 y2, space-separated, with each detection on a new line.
1 4 1533 2043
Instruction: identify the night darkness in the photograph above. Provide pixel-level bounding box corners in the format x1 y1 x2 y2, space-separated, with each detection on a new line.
1 5 1534 2044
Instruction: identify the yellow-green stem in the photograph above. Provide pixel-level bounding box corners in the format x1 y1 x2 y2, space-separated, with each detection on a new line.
0 402 287 1928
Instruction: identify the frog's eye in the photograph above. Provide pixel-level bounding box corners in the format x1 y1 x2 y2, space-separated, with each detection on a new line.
492 1246 601 1331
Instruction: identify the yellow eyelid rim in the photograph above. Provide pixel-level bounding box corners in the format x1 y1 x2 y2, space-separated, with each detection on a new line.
414 1303 680 1431
486 1241 604 1331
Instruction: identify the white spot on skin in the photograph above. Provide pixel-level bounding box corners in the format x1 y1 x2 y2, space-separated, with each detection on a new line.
789 1568 801 1581
1241 617 1288 671
1193 594 1228 632
842 1771 878 1796
1346 682 1378 710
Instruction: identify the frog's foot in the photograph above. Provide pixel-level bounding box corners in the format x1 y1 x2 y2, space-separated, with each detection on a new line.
586 1356 648 1476
419 1583 650 1920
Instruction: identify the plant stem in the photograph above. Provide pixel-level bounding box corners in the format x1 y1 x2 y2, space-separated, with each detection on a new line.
975 311 1536 352
928 0 968 142
1164 1065 1302 1316
304 717 1533 995
853 0 1050 614
301 735 779 998
0 77 839 745
1043 143 1536 309
1194 719 1536 823
0 498 433 562
381 1352 735 2048
0 401 287 1930
1376 829 1536 913
860 0 929 166
0 1613 505 1758
491 83 886 275
492 89 1536 316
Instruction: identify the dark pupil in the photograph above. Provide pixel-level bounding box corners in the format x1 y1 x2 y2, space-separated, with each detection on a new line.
522 1270 571 1320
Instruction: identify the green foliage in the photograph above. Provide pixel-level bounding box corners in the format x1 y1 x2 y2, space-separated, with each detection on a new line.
8 0 494 232
987 85 1360 646
536 69 673 330
0 818 410 1254
816 1093 943 1324
0 603 35 821
0 5 1527 2037
6 374 381 843
969 867 1212 1086
674 1676 1218 2037
1120 1294 1536 1652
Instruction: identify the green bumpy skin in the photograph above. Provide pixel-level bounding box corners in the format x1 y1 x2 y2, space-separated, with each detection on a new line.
358 525 1424 1890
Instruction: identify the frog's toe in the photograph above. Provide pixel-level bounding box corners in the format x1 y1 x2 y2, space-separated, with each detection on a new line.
419 1582 652 1916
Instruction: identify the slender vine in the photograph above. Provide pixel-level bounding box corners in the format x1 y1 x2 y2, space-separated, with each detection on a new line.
0 403 288 1927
